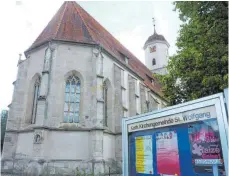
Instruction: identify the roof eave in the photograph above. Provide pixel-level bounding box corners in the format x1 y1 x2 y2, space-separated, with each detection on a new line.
24 39 98 57
143 39 170 49
24 40 51 57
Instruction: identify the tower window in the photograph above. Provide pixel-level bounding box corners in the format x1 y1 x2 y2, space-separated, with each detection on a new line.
152 58 156 65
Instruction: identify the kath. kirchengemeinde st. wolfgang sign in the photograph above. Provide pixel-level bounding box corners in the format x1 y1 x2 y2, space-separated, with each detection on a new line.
128 106 214 132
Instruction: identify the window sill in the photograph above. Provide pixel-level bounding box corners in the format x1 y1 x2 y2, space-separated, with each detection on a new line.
61 122 80 124
59 122 85 130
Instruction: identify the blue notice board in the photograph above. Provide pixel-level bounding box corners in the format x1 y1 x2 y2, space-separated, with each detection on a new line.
123 93 228 176
128 120 226 176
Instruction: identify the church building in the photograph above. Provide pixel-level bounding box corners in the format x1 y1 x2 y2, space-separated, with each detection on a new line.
1 2 169 175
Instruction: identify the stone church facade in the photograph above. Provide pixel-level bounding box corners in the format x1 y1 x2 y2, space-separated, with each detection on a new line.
1 2 168 175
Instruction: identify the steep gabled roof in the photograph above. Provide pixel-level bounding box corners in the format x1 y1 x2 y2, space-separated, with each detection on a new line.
25 1 164 98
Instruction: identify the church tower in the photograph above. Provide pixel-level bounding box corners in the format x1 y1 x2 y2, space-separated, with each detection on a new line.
144 19 170 75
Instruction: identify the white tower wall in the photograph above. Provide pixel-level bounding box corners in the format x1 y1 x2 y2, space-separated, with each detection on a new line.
144 41 169 75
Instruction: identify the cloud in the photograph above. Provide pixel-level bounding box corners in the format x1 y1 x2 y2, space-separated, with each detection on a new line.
115 25 147 64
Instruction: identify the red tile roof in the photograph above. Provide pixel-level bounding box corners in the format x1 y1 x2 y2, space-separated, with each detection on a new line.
25 1 164 98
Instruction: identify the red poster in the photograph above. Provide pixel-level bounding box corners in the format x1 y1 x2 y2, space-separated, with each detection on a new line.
156 131 180 176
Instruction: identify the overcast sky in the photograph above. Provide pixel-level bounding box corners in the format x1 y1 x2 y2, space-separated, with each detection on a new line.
0 1 182 111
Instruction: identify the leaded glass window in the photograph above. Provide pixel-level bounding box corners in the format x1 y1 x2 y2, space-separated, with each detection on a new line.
31 77 40 124
64 76 80 123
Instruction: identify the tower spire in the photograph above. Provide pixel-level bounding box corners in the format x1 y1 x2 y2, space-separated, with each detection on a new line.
152 17 156 34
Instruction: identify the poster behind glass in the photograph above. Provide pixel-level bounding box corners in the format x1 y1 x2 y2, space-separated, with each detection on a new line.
156 130 180 176
188 118 225 175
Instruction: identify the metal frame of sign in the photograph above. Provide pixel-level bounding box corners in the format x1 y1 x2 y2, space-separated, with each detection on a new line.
224 88 228 114
122 93 228 176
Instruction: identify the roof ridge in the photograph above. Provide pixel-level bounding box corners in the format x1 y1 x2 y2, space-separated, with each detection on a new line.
72 2 97 44
54 1 68 39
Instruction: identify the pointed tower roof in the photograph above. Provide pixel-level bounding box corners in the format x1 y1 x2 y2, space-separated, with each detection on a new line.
25 1 164 98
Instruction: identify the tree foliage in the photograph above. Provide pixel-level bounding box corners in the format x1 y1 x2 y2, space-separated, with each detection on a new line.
159 1 228 105
1 110 8 152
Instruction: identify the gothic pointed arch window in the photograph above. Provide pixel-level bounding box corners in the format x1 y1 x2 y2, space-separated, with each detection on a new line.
31 77 40 124
64 75 81 123
152 58 156 66
103 81 108 127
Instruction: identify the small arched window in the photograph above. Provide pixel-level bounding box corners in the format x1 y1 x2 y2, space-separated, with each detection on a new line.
64 76 81 123
103 81 108 127
31 77 40 124
152 58 156 66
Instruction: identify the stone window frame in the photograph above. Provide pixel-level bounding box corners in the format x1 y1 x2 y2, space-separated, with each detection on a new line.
121 69 129 117
135 79 141 114
145 87 150 112
63 70 84 124
25 73 42 125
103 78 112 128
31 75 41 124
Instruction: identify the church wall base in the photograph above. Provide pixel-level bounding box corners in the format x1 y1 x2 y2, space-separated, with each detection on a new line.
1 158 122 176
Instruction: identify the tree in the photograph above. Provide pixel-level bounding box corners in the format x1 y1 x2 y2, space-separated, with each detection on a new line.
159 1 228 105
1 110 8 152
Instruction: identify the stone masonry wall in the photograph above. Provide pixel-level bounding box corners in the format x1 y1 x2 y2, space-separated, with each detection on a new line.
113 64 122 133
128 75 136 116
140 84 147 114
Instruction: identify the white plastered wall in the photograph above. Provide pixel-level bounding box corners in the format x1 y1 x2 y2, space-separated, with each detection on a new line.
144 41 169 72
